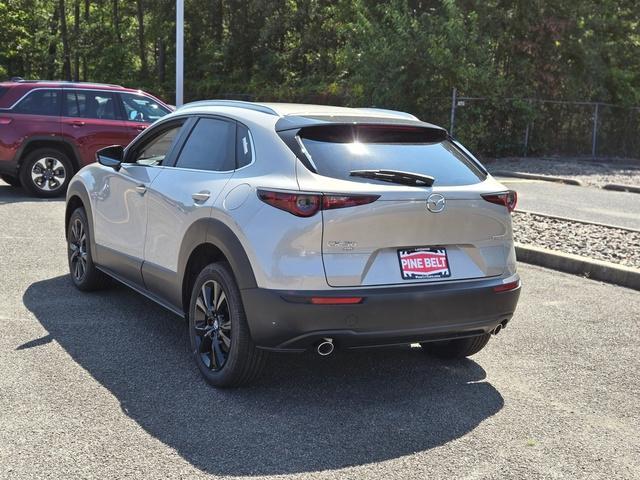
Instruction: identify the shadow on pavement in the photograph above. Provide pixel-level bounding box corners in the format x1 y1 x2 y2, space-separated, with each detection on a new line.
23 275 504 476
0 184 65 204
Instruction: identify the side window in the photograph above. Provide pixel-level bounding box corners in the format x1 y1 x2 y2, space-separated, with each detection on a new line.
236 123 254 168
175 118 235 171
120 92 170 123
13 89 60 115
63 90 117 120
132 124 183 166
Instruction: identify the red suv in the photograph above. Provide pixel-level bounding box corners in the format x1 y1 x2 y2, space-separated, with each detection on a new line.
0 80 172 197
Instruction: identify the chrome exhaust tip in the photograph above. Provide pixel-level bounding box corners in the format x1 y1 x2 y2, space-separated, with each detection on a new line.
492 324 502 335
316 338 335 356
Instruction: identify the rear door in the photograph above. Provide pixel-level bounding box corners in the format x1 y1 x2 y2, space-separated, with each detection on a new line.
142 116 237 306
294 124 511 287
61 89 130 166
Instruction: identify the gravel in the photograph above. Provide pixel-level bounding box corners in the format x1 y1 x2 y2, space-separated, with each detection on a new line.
513 211 640 268
485 157 640 188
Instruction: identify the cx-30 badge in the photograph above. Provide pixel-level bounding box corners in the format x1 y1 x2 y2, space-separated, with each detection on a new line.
426 193 446 213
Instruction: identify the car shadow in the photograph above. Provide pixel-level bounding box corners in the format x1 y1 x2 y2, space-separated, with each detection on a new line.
0 184 65 204
22 275 504 476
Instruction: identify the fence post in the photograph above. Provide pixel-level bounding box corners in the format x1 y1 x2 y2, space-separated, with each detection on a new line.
450 87 457 137
591 102 599 157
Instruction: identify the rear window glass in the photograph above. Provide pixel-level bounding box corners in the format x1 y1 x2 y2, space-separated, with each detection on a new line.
298 125 486 186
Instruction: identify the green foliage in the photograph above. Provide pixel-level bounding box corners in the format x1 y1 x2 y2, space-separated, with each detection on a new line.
1 0 639 155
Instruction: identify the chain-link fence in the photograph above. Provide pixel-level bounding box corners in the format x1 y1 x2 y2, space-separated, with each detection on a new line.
216 90 640 160
417 90 640 159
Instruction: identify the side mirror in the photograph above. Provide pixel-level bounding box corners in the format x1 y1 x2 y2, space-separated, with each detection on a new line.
97 145 124 170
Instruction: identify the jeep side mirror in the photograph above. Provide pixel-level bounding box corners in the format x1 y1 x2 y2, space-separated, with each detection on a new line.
97 145 124 170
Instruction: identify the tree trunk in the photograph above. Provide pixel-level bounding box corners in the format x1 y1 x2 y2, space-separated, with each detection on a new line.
157 37 165 83
113 0 121 43
82 0 89 81
211 0 223 43
73 0 80 81
59 0 72 80
136 0 147 79
47 5 60 79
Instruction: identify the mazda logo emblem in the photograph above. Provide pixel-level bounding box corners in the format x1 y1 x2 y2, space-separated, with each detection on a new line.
426 193 446 213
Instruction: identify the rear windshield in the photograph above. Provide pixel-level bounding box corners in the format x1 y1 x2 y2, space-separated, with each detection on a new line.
298 125 486 186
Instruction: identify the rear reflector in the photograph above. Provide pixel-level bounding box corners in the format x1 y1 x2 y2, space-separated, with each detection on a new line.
493 280 520 293
310 297 363 305
258 189 379 217
482 190 517 212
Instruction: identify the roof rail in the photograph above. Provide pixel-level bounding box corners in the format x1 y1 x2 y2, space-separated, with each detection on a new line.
178 100 279 116
8 78 124 88
359 107 419 120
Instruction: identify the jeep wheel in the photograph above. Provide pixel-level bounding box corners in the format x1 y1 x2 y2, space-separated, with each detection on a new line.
0 174 21 187
20 148 73 198
189 262 266 387
420 333 491 359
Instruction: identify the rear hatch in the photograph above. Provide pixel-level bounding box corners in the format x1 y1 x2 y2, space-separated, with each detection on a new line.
291 123 512 287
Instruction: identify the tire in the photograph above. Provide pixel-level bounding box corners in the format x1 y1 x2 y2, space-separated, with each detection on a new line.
67 207 108 291
0 174 21 187
20 147 73 198
188 262 266 387
420 333 491 359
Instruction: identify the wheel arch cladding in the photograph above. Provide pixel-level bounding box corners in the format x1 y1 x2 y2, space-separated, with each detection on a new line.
179 218 257 315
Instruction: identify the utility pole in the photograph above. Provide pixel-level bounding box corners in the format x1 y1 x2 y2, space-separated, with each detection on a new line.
450 87 457 137
176 0 184 107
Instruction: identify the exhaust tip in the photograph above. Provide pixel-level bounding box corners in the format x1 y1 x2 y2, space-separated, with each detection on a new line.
316 338 335 356
492 324 502 335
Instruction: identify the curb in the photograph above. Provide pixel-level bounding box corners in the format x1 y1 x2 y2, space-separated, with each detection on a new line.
602 183 640 194
515 243 640 291
493 171 583 186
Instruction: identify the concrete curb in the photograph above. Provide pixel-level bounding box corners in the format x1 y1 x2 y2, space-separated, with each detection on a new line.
515 243 640 291
602 183 640 194
493 171 583 186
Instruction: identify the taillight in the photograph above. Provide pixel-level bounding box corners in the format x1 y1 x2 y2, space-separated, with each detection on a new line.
257 189 379 217
257 190 321 217
482 190 517 212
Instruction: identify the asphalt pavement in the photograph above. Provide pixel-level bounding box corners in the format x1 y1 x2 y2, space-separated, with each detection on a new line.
496 177 640 230
1 181 639 479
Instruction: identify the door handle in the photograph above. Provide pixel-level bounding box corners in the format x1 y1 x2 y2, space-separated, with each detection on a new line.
67 120 85 127
192 191 211 203
135 185 147 195
135 125 147 131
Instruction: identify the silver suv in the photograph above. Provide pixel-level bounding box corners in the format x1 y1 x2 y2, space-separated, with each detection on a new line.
65 101 521 387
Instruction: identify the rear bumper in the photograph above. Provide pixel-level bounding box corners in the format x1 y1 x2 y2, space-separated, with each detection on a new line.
241 276 521 351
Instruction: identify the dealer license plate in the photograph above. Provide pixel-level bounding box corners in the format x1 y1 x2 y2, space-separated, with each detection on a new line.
398 247 451 280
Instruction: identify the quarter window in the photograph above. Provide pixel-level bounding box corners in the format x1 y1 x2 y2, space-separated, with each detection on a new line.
63 90 117 120
175 118 235 171
13 89 61 116
236 123 254 168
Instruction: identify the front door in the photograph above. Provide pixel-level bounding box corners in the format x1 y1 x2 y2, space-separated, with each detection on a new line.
92 121 186 286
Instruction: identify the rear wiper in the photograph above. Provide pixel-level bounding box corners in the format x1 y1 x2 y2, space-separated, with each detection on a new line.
349 169 435 187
